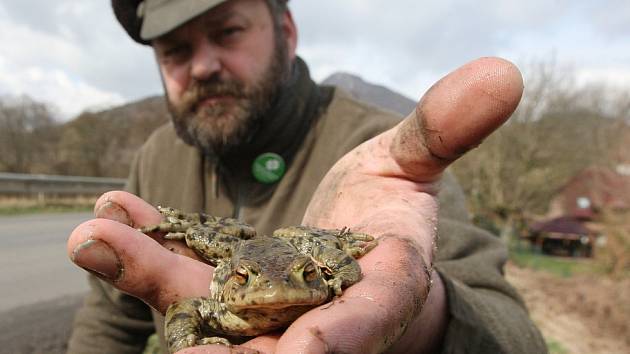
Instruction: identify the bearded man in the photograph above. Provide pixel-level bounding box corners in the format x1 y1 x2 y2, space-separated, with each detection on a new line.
67 0 546 353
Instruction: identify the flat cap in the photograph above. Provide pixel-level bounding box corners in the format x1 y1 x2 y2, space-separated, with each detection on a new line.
111 0 227 44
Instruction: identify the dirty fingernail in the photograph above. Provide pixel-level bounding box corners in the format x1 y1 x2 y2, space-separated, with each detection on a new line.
72 239 123 281
95 201 133 226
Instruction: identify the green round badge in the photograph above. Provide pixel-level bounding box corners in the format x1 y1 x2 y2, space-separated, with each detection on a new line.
252 153 286 184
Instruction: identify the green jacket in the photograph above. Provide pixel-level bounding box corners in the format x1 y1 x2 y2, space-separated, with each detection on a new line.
68 86 545 353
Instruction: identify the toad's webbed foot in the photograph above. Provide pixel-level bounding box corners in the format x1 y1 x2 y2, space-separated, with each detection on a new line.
197 336 233 346
335 227 377 258
138 206 200 235
140 206 256 239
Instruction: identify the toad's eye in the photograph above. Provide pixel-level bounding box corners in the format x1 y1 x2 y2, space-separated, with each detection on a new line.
233 267 249 285
303 262 318 282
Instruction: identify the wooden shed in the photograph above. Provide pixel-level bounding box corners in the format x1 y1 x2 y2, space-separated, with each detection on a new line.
529 216 596 257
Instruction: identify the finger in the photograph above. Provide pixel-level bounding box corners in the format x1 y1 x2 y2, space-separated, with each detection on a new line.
175 344 265 354
241 334 280 352
175 336 278 354
275 237 430 354
94 190 162 227
67 218 212 313
390 56 523 180
94 190 197 257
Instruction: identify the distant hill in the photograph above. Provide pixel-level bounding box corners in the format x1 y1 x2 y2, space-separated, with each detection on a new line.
52 96 169 177
30 74 412 177
322 72 416 116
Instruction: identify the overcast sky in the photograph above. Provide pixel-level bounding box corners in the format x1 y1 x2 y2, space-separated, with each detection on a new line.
1 0 628 120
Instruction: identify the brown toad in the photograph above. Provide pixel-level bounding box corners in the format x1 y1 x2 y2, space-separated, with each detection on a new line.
140 206 377 353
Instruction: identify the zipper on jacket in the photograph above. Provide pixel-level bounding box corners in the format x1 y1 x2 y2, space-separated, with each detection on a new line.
232 182 245 220
214 158 246 220
212 162 220 199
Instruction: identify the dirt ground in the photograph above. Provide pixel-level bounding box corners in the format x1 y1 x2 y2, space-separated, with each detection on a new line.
506 262 630 354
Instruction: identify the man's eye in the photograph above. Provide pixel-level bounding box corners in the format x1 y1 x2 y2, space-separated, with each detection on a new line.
223 26 242 35
164 45 187 57
218 26 244 41
158 44 190 65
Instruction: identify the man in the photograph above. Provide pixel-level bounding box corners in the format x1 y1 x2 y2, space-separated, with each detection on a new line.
67 0 546 353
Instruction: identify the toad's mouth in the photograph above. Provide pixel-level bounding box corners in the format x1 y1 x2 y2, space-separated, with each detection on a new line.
225 289 329 311
231 302 319 312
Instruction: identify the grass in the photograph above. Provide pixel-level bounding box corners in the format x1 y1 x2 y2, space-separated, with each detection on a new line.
509 247 607 277
546 338 569 354
0 196 95 215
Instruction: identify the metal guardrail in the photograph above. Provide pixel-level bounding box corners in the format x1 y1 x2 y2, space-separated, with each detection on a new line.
0 172 126 196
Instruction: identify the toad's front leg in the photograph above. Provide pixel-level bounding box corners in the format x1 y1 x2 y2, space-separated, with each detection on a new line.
165 298 232 353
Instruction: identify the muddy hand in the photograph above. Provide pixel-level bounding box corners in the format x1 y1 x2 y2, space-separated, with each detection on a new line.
67 191 213 313
273 57 523 353
67 192 277 354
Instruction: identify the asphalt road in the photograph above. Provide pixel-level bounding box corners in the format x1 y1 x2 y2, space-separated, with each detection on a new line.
0 212 92 311
0 212 93 353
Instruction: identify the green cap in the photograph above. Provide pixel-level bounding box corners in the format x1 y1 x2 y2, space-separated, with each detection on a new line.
137 0 228 40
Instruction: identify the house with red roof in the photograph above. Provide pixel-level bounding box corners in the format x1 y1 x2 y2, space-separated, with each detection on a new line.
528 164 630 257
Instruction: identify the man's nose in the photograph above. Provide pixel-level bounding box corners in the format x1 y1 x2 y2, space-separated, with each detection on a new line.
190 41 222 81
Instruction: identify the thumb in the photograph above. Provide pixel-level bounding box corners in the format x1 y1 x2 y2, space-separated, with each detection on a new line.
391 57 523 181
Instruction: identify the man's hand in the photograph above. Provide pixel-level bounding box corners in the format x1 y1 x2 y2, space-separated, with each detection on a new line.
67 57 523 354
268 57 523 353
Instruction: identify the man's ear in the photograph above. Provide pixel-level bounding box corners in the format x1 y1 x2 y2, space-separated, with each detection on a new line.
281 10 298 60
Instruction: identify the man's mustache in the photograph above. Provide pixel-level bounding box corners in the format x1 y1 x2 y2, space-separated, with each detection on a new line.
180 80 247 111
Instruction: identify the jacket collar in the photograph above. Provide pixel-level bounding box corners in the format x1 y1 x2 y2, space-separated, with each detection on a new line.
212 57 333 206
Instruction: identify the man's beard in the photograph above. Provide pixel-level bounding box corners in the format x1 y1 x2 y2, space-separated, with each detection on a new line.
167 38 288 157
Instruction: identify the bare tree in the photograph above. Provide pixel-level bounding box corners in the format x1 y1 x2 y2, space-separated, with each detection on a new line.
54 96 169 177
0 95 58 173
598 208 630 277
451 61 627 240
56 111 116 177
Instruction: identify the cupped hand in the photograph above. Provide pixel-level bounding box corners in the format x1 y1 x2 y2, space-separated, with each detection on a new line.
268 57 523 353
67 57 523 354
